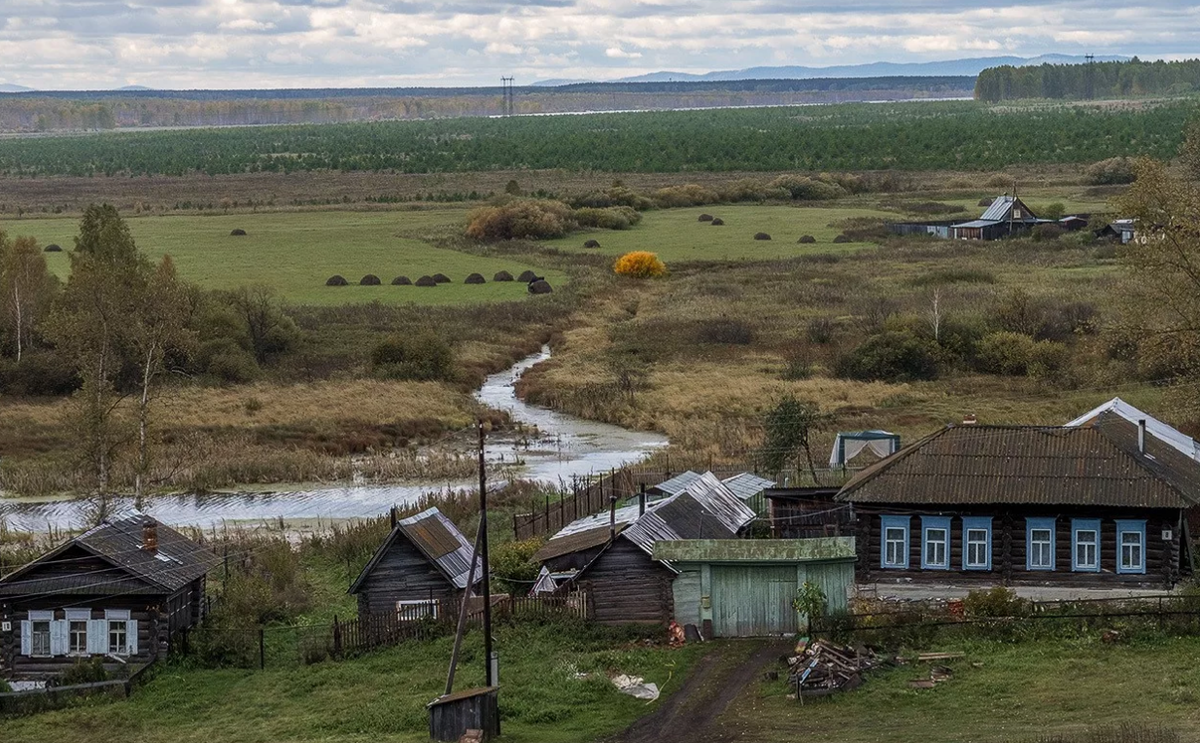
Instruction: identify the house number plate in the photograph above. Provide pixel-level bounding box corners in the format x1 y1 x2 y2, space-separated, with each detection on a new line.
1 621 9 632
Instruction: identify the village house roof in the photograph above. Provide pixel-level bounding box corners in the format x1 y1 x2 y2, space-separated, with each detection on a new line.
0 514 219 598
349 507 480 593
1067 397 1200 462
623 472 757 557
648 470 704 497
837 415 1200 510
721 473 777 502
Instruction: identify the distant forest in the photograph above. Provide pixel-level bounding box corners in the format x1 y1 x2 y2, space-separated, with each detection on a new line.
0 77 973 133
976 58 1200 102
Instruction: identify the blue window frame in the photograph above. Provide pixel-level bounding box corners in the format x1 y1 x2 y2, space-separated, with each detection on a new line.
961 517 993 571
1071 519 1101 573
1026 517 1056 571
1116 519 1147 574
920 516 951 570
880 515 909 569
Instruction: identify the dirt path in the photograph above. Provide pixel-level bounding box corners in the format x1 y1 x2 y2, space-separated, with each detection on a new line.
607 639 790 743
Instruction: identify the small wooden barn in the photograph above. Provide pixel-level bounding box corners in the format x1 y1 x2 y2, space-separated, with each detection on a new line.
0 515 218 680
765 487 853 539
840 414 1200 588
349 508 480 619
654 538 855 638
541 473 756 625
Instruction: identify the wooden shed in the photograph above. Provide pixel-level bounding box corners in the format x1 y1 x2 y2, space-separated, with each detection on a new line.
545 472 756 625
0 516 218 680
428 686 500 742
349 508 480 619
654 539 855 638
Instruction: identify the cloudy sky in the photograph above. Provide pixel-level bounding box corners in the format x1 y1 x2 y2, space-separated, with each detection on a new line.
0 0 1196 89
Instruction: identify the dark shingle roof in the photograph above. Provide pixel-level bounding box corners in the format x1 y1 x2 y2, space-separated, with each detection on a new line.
349 507 480 594
0 515 219 598
838 417 1200 509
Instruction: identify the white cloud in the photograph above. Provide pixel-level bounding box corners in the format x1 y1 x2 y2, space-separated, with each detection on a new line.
605 46 642 59
0 0 1192 88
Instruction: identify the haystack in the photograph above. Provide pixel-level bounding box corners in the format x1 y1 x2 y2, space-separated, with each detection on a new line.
415 275 437 287
754 232 771 241
832 234 852 244
325 275 348 286
711 218 725 226
43 244 62 252
528 279 553 295
392 276 412 285
698 214 714 222
517 270 538 283
230 229 247 236
360 274 382 285
465 273 486 284
798 235 816 244
583 239 601 248
493 270 514 282
433 273 451 284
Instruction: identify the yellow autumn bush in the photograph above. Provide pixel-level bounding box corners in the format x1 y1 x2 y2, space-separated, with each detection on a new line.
614 251 667 278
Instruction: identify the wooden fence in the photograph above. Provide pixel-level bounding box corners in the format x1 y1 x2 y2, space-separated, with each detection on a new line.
510 463 854 540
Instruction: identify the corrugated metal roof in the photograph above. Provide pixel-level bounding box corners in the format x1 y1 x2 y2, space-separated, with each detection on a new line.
980 195 1017 221
549 503 645 539
653 538 856 563
349 507 480 594
648 470 703 497
1067 397 1200 462
623 472 757 558
839 419 1200 509
950 219 1003 229
0 514 218 597
534 524 626 562
721 473 777 502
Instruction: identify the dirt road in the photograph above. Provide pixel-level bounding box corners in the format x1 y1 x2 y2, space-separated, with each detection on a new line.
607 639 791 743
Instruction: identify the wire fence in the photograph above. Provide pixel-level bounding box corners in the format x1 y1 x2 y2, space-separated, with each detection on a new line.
175 593 588 670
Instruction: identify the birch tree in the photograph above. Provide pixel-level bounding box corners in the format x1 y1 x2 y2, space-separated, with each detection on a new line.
0 233 55 362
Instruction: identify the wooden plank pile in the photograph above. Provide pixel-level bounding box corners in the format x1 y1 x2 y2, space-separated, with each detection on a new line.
786 639 881 698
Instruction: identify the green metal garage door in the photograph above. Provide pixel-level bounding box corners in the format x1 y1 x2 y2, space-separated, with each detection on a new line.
710 565 799 637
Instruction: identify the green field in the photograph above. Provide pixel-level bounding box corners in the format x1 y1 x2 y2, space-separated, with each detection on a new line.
2 209 567 306
544 205 886 263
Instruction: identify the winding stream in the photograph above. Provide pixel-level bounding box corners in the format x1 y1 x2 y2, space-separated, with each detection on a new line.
0 346 667 533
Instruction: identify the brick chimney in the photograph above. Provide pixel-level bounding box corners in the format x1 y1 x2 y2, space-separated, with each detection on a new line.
142 519 158 554
962 414 978 425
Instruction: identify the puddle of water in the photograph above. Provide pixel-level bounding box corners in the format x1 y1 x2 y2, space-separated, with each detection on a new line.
0 346 667 532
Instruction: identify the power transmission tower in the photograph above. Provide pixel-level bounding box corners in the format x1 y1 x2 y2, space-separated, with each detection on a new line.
1085 54 1095 100
501 76 515 116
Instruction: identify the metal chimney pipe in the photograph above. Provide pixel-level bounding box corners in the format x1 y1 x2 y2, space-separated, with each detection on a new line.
142 520 158 554
609 495 617 541
639 483 647 516
1139 419 1147 454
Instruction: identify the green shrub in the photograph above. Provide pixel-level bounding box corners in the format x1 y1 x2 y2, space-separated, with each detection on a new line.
198 337 260 383
1032 223 1065 242
570 185 655 211
0 351 79 396
465 199 575 240
51 657 109 687
572 206 641 230
1086 157 1137 185
976 331 1038 375
1041 202 1067 220
717 179 789 203
371 332 454 381
806 316 835 344
768 174 847 201
652 184 719 208
835 330 940 382
0 677 11 693
491 537 545 595
962 586 1030 617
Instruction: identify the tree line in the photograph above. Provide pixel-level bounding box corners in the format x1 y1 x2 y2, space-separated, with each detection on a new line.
976 58 1200 102
0 207 300 510
0 100 1195 177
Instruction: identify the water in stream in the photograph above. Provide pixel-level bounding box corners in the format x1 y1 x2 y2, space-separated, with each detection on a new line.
0 346 667 532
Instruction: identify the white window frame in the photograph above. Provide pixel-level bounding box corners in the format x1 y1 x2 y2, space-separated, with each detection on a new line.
66 609 91 656
1116 520 1146 575
397 599 440 621
105 609 132 656
880 516 909 569
28 610 53 658
1071 519 1101 573
1026 518 1056 571
920 516 951 570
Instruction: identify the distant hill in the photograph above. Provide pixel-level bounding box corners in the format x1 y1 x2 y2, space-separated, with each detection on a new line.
533 55 1131 86
0 83 32 93
117 85 153 91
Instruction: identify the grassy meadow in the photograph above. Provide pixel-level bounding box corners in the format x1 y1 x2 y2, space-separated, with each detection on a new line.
1 622 705 743
724 638 1200 743
3 209 567 306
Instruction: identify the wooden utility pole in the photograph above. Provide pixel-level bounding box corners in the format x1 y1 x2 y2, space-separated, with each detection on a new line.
478 420 495 687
